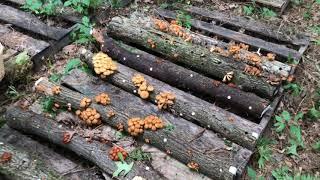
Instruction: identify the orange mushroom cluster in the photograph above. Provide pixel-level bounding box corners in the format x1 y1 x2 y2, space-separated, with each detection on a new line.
128 118 145 136
80 97 91 108
92 52 117 78
52 86 61 95
132 74 154 99
144 115 164 131
244 65 262 76
187 161 199 171
154 19 192 42
127 115 165 137
155 92 176 110
95 93 111 106
109 146 128 161
76 108 102 126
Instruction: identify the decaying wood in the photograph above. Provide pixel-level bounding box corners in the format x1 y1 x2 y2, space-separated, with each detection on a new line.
36 78 252 179
0 125 107 180
175 4 308 46
99 38 269 119
107 15 277 99
156 9 301 60
148 15 291 78
5 0 82 23
80 47 263 149
0 24 49 56
0 4 69 40
0 139 61 180
5 107 163 180
0 43 4 81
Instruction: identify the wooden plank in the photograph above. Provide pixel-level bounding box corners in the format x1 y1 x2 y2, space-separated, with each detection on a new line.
156 9 301 60
0 4 69 40
172 5 309 46
255 0 288 8
0 125 106 180
6 107 164 180
0 24 49 56
36 78 252 179
107 16 277 99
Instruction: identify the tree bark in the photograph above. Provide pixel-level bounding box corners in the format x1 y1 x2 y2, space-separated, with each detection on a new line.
99 38 269 119
107 15 277 99
0 140 61 180
0 125 107 180
35 77 252 179
5 107 164 180
79 49 263 150
0 4 69 40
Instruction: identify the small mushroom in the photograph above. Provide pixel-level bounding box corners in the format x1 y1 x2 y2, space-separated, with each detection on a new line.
144 115 164 131
92 52 117 78
52 86 61 95
95 93 111 106
109 146 128 161
127 118 144 136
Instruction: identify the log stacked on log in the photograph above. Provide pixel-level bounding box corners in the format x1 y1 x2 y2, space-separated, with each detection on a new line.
34 78 252 179
107 15 277 99
5 107 163 179
79 48 263 149
0 138 61 180
97 38 269 119
0 125 107 180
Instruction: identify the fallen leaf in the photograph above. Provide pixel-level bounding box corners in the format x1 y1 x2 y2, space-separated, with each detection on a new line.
1 152 12 163
62 131 76 144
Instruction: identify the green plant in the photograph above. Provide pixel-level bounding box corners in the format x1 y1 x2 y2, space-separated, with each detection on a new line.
287 124 304 156
176 11 192 29
274 111 291 132
272 166 291 180
115 131 125 140
113 153 134 178
6 86 23 101
260 7 277 18
307 106 320 120
243 5 255 16
64 0 102 15
129 148 151 161
40 96 55 113
257 142 272 169
22 0 62 15
312 140 320 151
49 58 89 83
247 166 265 180
15 51 30 66
72 16 95 44
164 124 175 132
310 25 320 35
284 83 303 96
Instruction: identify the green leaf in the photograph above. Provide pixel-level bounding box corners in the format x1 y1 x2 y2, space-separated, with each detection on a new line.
308 107 320 120
290 125 304 147
312 140 320 151
243 5 254 16
64 1 72 6
294 112 304 122
274 115 286 132
129 148 151 161
287 141 298 156
272 166 291 180
258 145 272 169
63 58 82 75
281 111 291 121
49 73 63 83
247 166 257 180
15 51 30 65
112 161 134 178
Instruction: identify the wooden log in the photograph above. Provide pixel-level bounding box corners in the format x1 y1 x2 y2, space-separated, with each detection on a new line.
107 16 277 99
0 24 49 56
155 9 301 60
79 48 263 149
36 78 252 179
0 125 108 180
0 139 61 180
0 4 69 40
147 17 291 78
99 38 269 119
5 0 82 23
5 107 163 180
174 4 309 46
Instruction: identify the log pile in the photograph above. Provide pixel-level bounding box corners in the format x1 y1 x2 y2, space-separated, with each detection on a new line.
29 77 252 179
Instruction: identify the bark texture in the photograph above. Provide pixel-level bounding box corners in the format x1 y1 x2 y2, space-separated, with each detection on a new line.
79 49 263 150
35 78 252 179
107 15 277 99
5 107 163 180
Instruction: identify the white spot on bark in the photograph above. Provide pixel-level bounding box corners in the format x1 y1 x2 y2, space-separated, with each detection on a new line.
122 80 126 83
191 112 195 116
252 132 259 139
133 90 137 93
163 138 167 143
123 57 126 60
145 166 150 171
229 166 237 175
137 55 140 58
149 67 153 71
227 96 231 100
249 106 252 110
190 74 193 77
